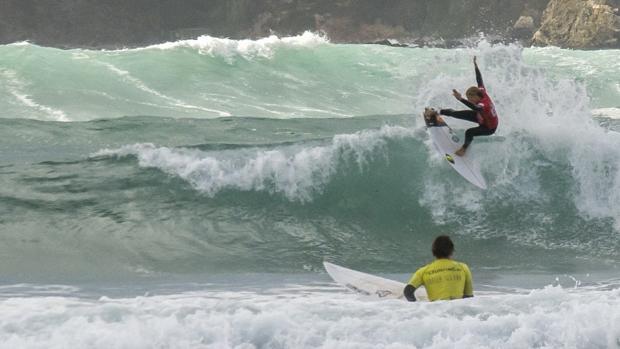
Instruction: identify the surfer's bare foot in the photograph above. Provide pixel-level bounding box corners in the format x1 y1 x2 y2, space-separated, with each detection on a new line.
455 147 466 156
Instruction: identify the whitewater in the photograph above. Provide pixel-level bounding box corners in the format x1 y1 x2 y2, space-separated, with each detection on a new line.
1 32 619 348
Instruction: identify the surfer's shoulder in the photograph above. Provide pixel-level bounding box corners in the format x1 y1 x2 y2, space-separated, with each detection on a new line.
453 261 471 273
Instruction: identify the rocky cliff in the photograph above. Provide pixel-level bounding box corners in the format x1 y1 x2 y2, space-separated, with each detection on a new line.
0 0 617 49
532 0 619 48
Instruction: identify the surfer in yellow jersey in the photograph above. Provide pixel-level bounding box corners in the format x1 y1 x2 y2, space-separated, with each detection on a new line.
404 235 473 301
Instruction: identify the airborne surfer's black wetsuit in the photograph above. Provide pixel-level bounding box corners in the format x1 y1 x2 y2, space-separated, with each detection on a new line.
440 64 497 149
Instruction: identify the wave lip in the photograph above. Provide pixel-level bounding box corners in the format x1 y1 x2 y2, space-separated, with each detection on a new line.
93 125 415 202
141 31 329 59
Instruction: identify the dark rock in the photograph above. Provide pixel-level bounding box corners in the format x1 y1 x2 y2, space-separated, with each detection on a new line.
369 39 410 48
0 0 614 49
532 0 619 48
512 16 536 42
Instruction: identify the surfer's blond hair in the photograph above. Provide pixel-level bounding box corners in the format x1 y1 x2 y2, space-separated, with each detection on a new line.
423 107 438 119
466 86 483 99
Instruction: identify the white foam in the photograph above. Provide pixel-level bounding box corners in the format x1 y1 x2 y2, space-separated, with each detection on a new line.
0 285 618 349
592 107 620 119
141 31 328 60
414 42 620 230
93 125 415 202
6 41 31 47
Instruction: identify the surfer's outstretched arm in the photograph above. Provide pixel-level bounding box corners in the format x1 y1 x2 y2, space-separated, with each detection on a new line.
404 284 417 302
452 89 483 112
474 56 484 88
458 97 483 112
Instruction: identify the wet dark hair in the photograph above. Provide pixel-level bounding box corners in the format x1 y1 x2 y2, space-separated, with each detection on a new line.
432 235 454 258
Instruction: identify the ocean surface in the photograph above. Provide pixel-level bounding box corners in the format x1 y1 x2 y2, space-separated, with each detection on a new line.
1 32 620 348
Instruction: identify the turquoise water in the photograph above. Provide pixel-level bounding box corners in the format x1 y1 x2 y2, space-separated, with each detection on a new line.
1 33 620 348
1 34 618 122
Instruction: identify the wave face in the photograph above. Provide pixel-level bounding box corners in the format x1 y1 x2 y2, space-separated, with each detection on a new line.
1 34 620 282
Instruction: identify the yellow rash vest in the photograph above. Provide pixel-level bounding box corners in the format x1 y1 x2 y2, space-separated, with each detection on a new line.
408 259 473 301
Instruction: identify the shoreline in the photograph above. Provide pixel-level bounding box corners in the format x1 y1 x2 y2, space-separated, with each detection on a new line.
4 34 620 51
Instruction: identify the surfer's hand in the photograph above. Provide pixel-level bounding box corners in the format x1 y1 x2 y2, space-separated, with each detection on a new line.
452 89 462 100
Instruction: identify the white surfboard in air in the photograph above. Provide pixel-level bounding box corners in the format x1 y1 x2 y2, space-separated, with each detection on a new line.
423 109 487 189
323 261 428 301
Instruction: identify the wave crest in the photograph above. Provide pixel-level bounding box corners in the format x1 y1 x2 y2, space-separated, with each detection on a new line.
93 125 414 202
142 31 329 60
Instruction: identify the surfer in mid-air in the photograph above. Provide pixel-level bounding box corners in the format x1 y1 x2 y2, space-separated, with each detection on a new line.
439 56 499 156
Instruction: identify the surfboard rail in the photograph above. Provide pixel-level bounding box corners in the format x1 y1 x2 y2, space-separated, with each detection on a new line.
423 108 487 189
323 261 428 301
